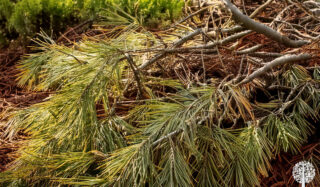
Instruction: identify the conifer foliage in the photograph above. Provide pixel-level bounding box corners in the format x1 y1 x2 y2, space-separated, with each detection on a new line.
1 0 320 186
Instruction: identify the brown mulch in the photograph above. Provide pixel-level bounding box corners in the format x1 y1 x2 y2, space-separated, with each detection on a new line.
261 142 320 187
0 46 48 172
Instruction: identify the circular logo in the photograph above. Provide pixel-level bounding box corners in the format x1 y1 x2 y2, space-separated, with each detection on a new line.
292 161 316 184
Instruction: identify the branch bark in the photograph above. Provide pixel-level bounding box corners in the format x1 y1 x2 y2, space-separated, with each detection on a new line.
189 30 252 49
221 0 310 48
238 54 311 85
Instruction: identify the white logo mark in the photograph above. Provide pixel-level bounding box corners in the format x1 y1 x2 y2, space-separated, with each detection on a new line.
292 161 316 187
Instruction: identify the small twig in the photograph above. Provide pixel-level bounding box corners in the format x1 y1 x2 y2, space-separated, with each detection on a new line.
138 29 251 70
57 20 93 42
124 53 144 98
249 0 274 18
190 30 252 49
207 25 244 35
284 84 301 103
276 84 307 115
152 129 183 147
201 50 206 82
270 4 294 28
236 44 263 55
267 85 292 90
234 55 246 83
138 28 202 70
248 52 284 58
291 0 320 22
172 6 210 28
54 48 87 64
247 56 264 66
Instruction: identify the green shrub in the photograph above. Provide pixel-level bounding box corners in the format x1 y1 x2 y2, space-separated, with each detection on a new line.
104 0 185 27
0 0 184 47
0 0 14 47
5 0 107 38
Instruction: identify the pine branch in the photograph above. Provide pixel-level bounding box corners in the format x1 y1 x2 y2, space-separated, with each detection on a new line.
238 54 312 85
152 129 182 147
138 28 202 69
190 30 252 49
221 0 310 48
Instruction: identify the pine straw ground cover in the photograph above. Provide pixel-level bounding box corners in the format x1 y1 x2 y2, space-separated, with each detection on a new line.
0 0 320 186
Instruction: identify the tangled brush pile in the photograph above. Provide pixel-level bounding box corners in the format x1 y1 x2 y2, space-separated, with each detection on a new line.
0 0 320 186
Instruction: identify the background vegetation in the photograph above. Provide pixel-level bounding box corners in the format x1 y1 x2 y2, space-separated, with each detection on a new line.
0 0 184 47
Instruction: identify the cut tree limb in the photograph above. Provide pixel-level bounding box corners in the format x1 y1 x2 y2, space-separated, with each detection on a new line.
221 0 310 48
238 54 312 85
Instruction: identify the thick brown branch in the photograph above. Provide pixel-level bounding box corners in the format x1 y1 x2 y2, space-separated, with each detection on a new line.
221 0 310 48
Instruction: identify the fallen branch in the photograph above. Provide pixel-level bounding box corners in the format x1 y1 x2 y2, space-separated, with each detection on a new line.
138 28 202 69
190 30 252 49
238 54 312 85
248 52 284 58
236 44 263 55
138 29 250 69
221 0 310 48
172 6 210 28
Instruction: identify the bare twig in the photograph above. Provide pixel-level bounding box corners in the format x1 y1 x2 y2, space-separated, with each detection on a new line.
249 0 274 18
124 53 144 98
152 129 182 147
291 0 320 22
172 6 210 28
248 52 284 58
234 55 246 83
207 25 244 35
138 29 202 69
277 84 307 114
236 44 263 55
190 30 252 49
238 54 312 85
